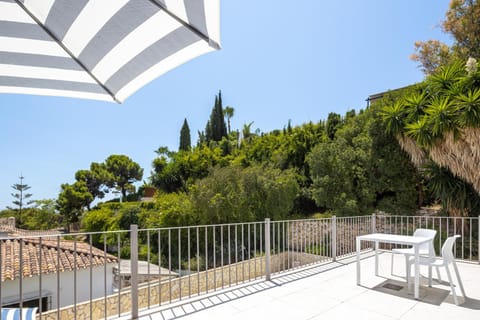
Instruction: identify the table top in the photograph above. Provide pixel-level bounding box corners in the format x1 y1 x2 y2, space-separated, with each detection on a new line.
357 233 432 245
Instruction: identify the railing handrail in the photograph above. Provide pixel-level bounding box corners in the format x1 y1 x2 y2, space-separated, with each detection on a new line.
1 214 478 320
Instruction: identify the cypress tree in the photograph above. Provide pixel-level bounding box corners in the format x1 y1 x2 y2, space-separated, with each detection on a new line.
216 91 228 139
204 91 228 143
206 91 227 142
205 119 212 142
179 118 191 151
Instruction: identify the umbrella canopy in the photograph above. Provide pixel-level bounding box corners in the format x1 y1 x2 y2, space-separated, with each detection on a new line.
0 0 220 103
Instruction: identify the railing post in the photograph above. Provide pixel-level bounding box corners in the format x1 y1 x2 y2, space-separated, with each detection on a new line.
371 213 376 233
130 224 139 319
332 216 337 262
265 218 271 281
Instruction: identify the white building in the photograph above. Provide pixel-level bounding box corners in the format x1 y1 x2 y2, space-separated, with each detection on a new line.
1 237 117 311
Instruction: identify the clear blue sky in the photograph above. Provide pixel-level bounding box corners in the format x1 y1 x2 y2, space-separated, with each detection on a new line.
0 0 452 209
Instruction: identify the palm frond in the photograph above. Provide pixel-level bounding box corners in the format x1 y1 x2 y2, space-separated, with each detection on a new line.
424 96 458 137
455 88 480 127
379 101 407 135
426 60 466 93
405 117 435 147
403 91 429 121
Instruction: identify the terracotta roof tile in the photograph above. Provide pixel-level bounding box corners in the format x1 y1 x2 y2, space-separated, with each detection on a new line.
1 238 118 282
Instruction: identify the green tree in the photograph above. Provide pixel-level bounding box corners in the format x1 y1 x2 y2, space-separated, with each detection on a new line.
23 199 62 230
241 121 255 143
75 162 113 209
325 112 342 140
105 155 144 199
444 0 480 59
179 118 191 151
381 59 480 217
57 181 93 230
8 175 34 224
423 162 480 217
308 109 419 215
190 165 299 224
205 91 227 142
224 106 235 134
411 0 480 74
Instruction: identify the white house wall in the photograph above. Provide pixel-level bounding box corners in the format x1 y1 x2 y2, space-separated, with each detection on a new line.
1 263 115 309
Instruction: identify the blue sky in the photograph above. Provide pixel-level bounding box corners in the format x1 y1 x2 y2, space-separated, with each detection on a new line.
0 0 452 209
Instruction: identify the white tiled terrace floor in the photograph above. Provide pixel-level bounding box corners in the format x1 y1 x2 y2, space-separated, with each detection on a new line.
130 251 480 320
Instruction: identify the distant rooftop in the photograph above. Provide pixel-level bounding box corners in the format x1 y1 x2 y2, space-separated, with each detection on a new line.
367 85 414 106
0 237 117 281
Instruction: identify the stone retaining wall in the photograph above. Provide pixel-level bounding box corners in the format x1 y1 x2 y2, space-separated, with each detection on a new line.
39 251 328 319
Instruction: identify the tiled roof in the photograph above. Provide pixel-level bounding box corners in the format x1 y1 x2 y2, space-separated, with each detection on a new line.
0 238 118 282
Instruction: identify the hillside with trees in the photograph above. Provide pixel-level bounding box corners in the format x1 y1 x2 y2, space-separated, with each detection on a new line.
3 1 480 232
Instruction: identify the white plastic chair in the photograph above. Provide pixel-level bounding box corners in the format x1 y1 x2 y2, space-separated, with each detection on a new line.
1 307 37 320
391 228 439 277
406 235 466 305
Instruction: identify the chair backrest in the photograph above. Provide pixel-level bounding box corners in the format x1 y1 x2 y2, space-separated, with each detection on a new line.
1 307 38 320
413 228 437 254
441 235 461 263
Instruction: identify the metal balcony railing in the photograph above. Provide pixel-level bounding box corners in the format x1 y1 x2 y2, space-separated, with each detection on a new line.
0 214 478 319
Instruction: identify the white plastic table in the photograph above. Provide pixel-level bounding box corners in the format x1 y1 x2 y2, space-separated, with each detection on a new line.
356 233 432 299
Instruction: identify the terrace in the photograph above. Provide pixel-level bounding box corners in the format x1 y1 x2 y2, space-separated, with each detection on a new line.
129 252 480 320
1 214 479 319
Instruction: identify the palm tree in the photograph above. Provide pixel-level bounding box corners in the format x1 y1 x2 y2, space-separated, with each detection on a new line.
423 162 480 217
381 58 480 216
242 121 255 141
224 106 234 134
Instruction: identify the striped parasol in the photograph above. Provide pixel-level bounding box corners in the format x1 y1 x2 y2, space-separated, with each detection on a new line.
0 0 220 103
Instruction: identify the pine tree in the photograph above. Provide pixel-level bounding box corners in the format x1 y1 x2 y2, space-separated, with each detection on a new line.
8 175 34 224
179 118 191 151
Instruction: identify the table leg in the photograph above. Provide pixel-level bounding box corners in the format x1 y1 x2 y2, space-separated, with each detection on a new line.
375 241 379 276
356 237 361 285
414 245 419 299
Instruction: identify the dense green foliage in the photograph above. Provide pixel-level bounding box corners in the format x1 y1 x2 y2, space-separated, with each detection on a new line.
308 109 420 216
54 154 143 229
83 165 299 232
189 165 299 224
381 58 480 217
0 199 62 230
3 92 442 232
57 181 93 228
80 102 423 234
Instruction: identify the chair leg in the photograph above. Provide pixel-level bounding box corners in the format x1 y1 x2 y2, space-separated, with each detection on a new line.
406 260 411 289
428 265 432 287
436 266 442 282
391 252 394 275
452 260 466 297
404 255 409 280
445 265 458 305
